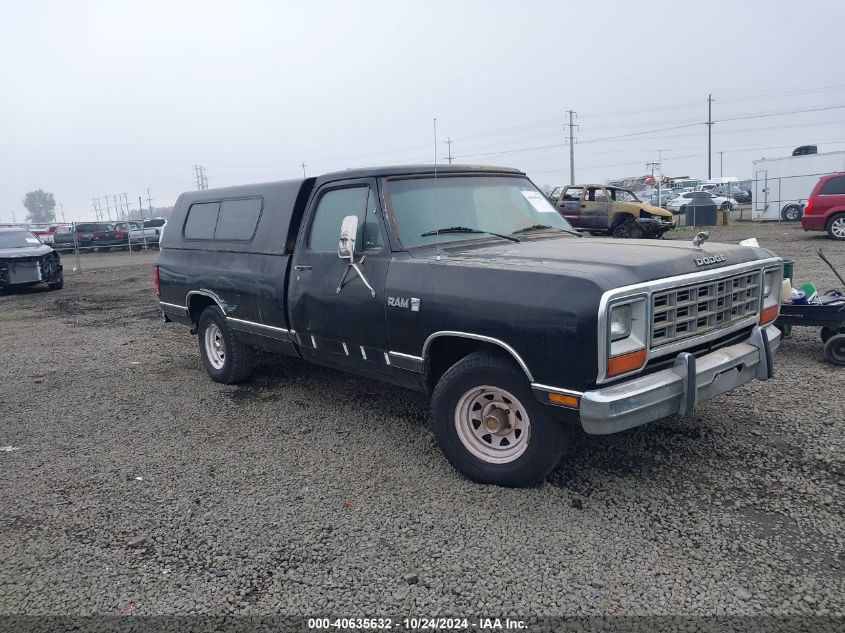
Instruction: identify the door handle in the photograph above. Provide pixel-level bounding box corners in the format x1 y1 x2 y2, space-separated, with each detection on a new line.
294 265 312 271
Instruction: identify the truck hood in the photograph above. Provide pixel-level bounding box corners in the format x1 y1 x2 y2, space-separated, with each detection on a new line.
430 236 774 289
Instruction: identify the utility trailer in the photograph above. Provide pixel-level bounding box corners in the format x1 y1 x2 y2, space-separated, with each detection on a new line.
752 149 845 221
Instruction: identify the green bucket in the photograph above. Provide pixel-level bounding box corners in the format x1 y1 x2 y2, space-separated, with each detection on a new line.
782 259 795 281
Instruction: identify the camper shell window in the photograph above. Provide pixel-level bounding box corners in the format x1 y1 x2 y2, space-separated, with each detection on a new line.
183 197 263 242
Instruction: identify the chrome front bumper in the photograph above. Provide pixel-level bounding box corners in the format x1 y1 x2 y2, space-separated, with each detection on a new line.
580 325 780 435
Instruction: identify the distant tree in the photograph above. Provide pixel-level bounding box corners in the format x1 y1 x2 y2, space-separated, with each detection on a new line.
22 189 56 223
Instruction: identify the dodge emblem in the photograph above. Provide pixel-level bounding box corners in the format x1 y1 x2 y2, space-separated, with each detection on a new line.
695 254 726 266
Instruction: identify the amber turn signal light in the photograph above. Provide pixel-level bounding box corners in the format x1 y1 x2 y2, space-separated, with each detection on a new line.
548 392 579 408
759 304 779 326
607 348 647 377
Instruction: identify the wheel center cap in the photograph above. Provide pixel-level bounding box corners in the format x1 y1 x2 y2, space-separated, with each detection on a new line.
482 407 511 434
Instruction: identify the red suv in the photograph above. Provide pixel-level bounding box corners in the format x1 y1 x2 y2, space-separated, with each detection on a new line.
802 172 845 240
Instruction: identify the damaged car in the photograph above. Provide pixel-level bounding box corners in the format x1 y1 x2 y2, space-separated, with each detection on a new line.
549 184 676 238
0 228 64 293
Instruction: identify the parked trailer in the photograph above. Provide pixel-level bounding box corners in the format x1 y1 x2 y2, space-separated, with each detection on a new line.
752 150 845 221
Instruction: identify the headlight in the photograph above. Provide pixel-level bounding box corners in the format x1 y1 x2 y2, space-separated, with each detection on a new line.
609 304 632 341
605 297 648 378
759 266 782 325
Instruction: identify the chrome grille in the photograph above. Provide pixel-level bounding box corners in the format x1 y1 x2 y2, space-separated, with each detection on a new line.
651 269 760 348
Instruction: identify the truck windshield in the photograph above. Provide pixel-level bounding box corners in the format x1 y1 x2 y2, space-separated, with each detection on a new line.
385 175 576 248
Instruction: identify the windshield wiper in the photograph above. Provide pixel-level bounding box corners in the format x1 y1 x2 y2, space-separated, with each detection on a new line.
420 226 520 243
512 224 582 237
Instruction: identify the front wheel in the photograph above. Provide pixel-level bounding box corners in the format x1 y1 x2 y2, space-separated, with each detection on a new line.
47 271 64 290
721 201 733 211
611 217 641 239
430 352 568 486
197 306 255 383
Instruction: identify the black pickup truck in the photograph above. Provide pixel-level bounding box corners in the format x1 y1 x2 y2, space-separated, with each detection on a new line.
156 165 783 486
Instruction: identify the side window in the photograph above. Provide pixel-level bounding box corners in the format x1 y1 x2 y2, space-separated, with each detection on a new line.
308 187 369 251
215 198 262 241
589 188 608 202
820 176 845 195
184 202 219 240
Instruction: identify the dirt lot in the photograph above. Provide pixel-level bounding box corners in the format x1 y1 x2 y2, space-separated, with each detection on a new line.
1 223 843 623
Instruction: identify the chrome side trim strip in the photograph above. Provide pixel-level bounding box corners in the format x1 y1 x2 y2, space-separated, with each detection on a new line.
360 346 367 360
383 352 391 366
342 342 349 356
226 317 291 341
226 317 288 334
311 335 317 348
159 301 188 315
530 383 583 398
388 351 424 362
185 290 227 317
421 331 534 382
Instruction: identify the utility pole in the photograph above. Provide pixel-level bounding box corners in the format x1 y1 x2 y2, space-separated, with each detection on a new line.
707 94 714 180
445 138 453 164
564 110 578 185
59 203 66 223
719 151 725 178
301 162 307 177
146 188 154 219
122 193 130 220
91 198 99 221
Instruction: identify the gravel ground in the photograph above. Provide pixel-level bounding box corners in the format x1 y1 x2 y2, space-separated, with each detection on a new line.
0 223 843 624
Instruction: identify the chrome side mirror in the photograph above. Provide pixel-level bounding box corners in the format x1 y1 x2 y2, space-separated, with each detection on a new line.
338 215 358 261
335 214 375 298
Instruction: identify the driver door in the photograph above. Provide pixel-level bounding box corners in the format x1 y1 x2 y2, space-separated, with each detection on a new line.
288 179 393 376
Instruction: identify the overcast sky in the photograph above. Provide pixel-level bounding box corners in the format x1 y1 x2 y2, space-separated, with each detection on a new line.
2 0 844 223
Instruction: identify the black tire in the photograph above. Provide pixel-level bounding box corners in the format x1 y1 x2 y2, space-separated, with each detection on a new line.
679 205 688 215
782 204 802 222
48 271 64 290
430 351 568 487
823 333 845 365
721 201 732 211
826 213 845 241
821 326 845 343
611 217 639 239
197 306 255 383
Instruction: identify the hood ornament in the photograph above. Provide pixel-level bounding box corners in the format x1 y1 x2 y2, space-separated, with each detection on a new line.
692 231 709 248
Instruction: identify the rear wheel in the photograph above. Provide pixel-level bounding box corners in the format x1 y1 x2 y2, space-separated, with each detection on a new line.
782 204 802 221
197 306 255 383
721 201 733 211
823 333 845 365
827 214 845 240
430 351 568 486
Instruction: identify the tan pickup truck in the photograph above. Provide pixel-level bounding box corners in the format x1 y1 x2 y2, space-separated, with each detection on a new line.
548 184 676 238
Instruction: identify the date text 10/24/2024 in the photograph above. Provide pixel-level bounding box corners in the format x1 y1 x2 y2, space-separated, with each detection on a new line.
308 617 527 630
